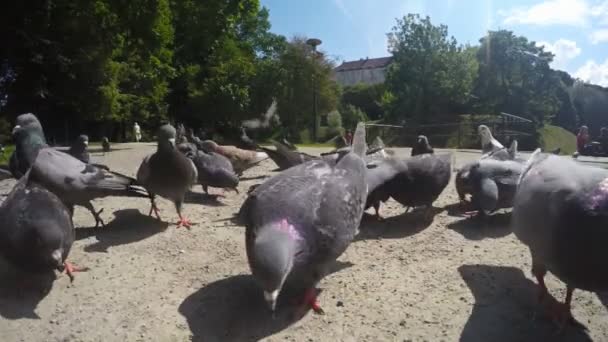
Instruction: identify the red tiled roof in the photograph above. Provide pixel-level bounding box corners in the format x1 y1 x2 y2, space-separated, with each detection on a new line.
334 56 393 72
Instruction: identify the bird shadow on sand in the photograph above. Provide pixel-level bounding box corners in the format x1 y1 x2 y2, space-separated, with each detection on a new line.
459 264 591 342
444 202 475 218
0 260 56 320
184 191 229 207
76 209 168 252
179 261 353 342
446 212 512 240
356 206 443 241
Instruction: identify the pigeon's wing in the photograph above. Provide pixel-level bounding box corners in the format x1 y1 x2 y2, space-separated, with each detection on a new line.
474 178 499 214
136 154 153 186
242 160 329 226
365 159 405 193
9 151 24 179
31 148 136 202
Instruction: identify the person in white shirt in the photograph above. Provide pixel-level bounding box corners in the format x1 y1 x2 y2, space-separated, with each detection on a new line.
133 122 141 142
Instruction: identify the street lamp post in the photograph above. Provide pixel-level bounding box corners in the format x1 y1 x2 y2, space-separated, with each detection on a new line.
306 38 322 142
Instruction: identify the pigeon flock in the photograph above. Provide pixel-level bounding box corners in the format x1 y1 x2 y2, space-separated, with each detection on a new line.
1 113 607 335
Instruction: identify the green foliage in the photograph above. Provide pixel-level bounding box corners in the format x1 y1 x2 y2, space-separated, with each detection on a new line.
341 83 385 120
327 110 342 129
0 145 14 164
340 104 369 130
275 37 340 142
538 124 576 155
385 14 478 123
473 30 561 126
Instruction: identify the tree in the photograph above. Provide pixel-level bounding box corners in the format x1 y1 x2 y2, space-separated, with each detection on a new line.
341 83 385 120
474 30 561 125
274 37 340 141
385 14 478 123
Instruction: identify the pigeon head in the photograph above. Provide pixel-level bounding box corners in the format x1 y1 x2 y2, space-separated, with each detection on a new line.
76 134 89 148
417 135 428 145
251 220 299 312
13 113 46 142
478 125 492 140
157 124 177 150
24 217 69 271
200 140 219 153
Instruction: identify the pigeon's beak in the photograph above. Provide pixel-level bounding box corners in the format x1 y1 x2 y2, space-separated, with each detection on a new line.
264 289 279 312
169 138 176 148
84 140 89 146
12 125 21 135
51 249 64 268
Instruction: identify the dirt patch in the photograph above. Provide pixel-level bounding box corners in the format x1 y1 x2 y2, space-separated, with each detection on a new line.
1 145 606 341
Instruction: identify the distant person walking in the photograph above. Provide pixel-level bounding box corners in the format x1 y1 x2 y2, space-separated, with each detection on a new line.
575 125 589 157
133 122 141 142
345 130 353 145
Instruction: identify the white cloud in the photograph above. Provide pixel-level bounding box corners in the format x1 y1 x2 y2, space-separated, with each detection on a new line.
500 0 608 26
574 59 608 86
538 39 582 70
590 29 608 44
501 0 590 26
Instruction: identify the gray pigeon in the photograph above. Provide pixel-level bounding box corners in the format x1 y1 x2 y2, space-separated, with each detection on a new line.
176 136 198 157
68 134 90 164
9 113 46 179
201 140 268 175
239 122 369 314
458 159 523 217
365 153 452 218
190 150 239 196
12 114 147 228
411 135 434 156
102 137 111 153
0 171 86 281
137 124 198 229
512 151 608 328
481 139 520 162
478 125 504 154
259 140 317 171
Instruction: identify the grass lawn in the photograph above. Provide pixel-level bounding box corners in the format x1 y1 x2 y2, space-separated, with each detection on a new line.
538 124 576 155
0 145 14 164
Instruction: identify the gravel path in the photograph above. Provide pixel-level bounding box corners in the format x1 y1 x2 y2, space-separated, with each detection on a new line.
0 144 606 342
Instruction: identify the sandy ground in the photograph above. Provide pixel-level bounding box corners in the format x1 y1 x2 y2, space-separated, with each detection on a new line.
1 144 607 342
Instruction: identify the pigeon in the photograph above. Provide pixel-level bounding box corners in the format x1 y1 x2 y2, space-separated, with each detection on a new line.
478 125 504 154
102 137 111 153
176 136 198 157
12 114 145 228
9 113 47 179
458 159 524 217
240 122 369 314
186 128 204 150
512 150 608 329
137 124 198 229
201 140 268 175
0 171 86 281
411 135 434 156
481 139 520 162
190 150 239 196
365 153 452 218
239 127 258 151
260 140 318 171
68 134 91 164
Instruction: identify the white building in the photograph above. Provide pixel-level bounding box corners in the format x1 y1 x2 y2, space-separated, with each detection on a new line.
334 57 393 87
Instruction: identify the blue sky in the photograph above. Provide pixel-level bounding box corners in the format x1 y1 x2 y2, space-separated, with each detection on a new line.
260 0 608 86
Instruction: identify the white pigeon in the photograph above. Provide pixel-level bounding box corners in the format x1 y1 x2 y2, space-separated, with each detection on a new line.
478 125 504 155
